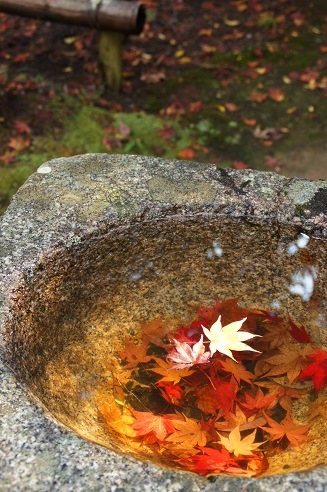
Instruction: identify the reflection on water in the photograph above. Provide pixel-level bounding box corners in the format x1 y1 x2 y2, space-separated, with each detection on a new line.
207 240 223 259
289 266 317 302
287 233 310 256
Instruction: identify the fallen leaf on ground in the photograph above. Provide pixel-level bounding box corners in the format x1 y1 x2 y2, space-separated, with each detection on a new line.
249 90 267 103
232 160 249 170
178 148 195 159
268 87 285 102
264 155 286 170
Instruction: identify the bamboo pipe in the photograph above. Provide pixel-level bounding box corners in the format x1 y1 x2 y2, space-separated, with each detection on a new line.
0 0 146 34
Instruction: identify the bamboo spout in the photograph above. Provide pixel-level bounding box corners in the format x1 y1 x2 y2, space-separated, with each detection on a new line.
0 0 146 34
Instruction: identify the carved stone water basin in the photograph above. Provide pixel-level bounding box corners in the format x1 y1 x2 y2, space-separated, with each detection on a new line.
0 154 326 490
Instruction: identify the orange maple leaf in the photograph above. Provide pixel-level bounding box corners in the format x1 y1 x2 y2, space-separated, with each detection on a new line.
215 405 267 432
255 343 312 383
195 377 238 416
261 413 313 447
118 339 152 369
165 414 208 448
132 411 175 441
307 393 327 421
219 358 255 385
257 379 309 413
241 388 276 413
141 317 170 347
259 321 290 349
150 357 195 384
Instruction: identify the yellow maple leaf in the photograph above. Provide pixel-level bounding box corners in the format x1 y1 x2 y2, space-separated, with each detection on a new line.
99 399 136 437
218 426 264 457
202 316 261 361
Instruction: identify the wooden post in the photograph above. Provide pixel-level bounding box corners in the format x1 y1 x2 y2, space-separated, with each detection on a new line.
99 30 124 92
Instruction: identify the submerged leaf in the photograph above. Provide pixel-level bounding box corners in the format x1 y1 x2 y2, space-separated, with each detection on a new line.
261 413 313 447
218 427 265 457
132 411 175 441
298 349 327 391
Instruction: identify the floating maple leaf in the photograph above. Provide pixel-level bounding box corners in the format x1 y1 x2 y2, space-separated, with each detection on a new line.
241 387 276 413
167 335 211 369
307 393 327 420
298 349 327 392
141 317 170 347
218 427 265 457
202 316 261 361
195 377 238 416
215 405 267 432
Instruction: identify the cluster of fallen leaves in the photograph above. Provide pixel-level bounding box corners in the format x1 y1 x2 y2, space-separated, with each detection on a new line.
98 299 327 477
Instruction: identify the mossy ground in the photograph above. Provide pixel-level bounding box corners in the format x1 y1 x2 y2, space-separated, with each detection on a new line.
1 1 326 214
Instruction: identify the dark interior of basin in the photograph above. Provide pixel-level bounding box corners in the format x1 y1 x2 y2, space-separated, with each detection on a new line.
5 214 327 476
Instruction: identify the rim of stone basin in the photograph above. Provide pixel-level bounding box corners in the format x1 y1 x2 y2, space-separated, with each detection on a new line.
0 154 326 491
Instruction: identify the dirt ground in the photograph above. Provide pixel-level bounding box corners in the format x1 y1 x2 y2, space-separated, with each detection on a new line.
0 0 327 213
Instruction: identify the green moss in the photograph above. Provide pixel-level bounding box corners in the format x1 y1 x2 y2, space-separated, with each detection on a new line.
61 105 193 158
0 153 50 214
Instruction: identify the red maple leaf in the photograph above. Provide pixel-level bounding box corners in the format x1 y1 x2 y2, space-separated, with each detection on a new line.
174 321 203 345
13 119 31 134
176 446 239 475
195 377 238 416
298 349 327 392
159 124 175 141
157 381 184 405
288 318 311 343
131 411 175 442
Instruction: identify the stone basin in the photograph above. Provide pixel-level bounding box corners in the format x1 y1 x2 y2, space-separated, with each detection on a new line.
0 154 326 491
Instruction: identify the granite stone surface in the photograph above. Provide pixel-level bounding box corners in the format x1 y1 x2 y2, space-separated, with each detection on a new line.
0 154 326 491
